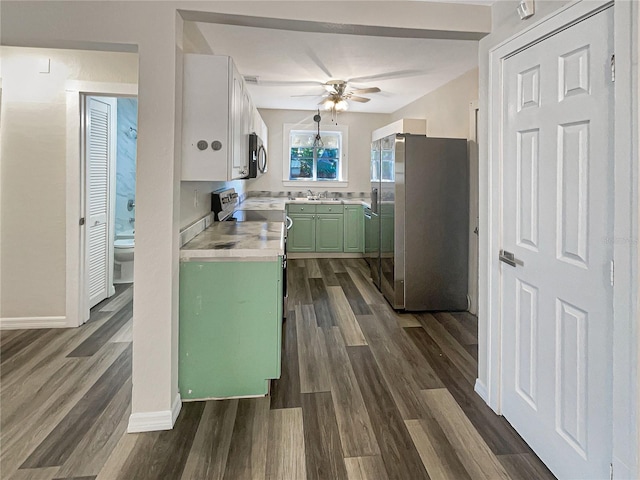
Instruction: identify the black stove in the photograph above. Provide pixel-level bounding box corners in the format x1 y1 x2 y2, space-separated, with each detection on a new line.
211 187 240 221
211 188 285 223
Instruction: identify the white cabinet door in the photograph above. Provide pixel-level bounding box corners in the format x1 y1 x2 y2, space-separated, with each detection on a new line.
230 69 247 178
500 8 613 479
181 54 231 181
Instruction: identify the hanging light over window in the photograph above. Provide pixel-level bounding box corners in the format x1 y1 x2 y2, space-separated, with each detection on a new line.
313 110 324 148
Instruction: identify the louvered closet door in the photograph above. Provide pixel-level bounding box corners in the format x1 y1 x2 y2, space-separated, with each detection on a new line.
86 97 114 309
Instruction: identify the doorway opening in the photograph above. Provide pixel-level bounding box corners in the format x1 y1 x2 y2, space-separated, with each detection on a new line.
80 94 138 317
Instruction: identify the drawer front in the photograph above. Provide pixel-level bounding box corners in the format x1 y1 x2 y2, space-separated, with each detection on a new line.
287 204 317 214
316 204 344 214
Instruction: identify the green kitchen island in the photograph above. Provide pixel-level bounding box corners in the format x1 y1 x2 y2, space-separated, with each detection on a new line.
179 220 284 400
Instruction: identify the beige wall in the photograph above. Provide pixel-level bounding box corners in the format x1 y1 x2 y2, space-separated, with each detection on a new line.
0 46 138 318
249 109 391 194
390 68 478 138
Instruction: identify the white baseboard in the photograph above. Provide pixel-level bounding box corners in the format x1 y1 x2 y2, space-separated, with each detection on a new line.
0 316 68 330
474 378 489 403
127 393 182 433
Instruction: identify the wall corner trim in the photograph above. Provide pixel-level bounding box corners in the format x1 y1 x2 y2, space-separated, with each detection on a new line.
127 393 182 433
474 379 492 406
0 316 67 330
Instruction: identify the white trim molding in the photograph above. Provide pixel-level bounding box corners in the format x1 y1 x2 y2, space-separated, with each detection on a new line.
0 316 67 330
65 80 138 329
474 378 488 404
127 393 182 433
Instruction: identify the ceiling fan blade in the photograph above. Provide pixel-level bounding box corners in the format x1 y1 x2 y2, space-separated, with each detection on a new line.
349 96 371 103
349 69 425 83
350 87 381 94
318 98 333 107
255 80 324 87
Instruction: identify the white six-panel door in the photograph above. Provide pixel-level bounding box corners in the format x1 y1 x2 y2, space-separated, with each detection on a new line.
86 96 116 309
500 7 613 479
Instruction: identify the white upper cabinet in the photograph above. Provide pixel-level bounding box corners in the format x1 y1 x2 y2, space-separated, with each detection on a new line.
182 54 267 181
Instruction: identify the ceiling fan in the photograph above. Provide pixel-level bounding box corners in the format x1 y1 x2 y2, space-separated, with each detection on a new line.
292 79 381 112
318 80 381 112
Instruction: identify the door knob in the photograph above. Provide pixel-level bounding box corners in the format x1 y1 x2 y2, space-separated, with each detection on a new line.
499 249 523 267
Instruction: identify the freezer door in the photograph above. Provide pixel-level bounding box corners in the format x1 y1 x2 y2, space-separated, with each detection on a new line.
380 134 400 307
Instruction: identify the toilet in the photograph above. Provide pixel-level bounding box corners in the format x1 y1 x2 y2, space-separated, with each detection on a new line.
114 233 134 284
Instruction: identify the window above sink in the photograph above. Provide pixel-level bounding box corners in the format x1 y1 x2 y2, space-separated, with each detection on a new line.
283 123 349 186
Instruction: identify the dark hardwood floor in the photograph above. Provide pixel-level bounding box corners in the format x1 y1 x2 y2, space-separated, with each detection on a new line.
0 258 556 479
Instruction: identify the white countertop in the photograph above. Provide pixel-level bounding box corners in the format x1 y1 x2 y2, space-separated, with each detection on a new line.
180 196 371 261
180 221 285 261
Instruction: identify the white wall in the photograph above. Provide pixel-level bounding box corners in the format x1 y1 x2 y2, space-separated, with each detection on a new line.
390 68 478 138
0 46 138 319
249 109 391 194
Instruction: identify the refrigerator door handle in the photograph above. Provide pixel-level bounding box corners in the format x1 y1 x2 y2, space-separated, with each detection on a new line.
371 188 379 214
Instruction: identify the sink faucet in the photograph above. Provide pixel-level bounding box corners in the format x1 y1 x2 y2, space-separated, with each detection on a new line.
307 189 314 197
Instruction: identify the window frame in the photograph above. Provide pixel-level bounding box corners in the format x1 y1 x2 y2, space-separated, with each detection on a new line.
283 123 349 186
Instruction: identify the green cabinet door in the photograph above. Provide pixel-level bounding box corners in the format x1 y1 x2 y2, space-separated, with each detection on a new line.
316 214 344 252
344 205 364 253
179 259 282 399
288 213 316 252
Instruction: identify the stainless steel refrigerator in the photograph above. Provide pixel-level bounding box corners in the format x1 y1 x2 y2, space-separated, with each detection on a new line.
366 134 469 311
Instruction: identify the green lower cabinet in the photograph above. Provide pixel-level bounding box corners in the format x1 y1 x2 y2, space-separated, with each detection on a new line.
288 203 365 254
288 213 316 251
316 214 344 252
179 259 283 400
343 205 364 253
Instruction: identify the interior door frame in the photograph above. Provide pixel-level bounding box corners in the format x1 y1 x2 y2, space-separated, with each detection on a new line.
65 81 137 328
479 0 638 477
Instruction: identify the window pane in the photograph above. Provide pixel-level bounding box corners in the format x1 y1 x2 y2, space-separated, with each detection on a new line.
288 129 342 181
317 148 338 179
290 148 313 179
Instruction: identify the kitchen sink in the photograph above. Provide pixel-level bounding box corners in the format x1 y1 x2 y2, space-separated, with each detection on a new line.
287 196 341 202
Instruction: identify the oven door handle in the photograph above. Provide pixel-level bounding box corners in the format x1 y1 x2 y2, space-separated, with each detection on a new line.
285 215 293 230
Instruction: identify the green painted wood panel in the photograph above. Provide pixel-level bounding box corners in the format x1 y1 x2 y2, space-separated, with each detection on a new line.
179 259 282 399
288 214 316 252
316 204 344 214
316 214 344 252
343 205 364 253
287 204 316 214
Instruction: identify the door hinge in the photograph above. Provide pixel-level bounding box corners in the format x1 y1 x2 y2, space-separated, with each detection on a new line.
610 260 615 287
611 54 615 82
610 462 613 480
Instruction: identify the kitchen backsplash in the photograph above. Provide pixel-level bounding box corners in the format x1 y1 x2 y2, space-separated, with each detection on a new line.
248 190 369 199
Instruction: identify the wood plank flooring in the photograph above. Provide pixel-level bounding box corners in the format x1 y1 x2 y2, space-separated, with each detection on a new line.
0 259 556 479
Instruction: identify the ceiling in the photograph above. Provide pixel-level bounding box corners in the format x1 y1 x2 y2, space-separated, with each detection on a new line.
194 18 481 114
